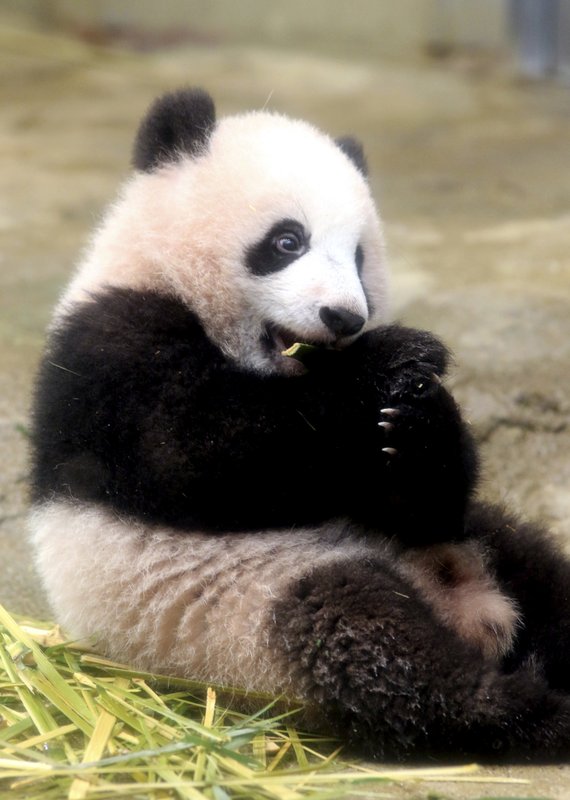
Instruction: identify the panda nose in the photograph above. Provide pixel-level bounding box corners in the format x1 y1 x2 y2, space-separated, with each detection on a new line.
319 306 365 337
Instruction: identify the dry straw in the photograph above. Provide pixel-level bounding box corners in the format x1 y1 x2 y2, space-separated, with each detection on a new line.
0 605 528 799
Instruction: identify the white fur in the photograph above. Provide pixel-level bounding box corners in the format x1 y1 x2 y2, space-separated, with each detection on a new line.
53 111 387 374
400 543 520 660
30 501 517 686
30 501 387 693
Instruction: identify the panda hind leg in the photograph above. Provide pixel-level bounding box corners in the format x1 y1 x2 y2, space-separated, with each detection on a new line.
271 556 570 761
467 501 570 692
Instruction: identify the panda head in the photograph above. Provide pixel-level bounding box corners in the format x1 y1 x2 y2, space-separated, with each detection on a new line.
66 88 388 375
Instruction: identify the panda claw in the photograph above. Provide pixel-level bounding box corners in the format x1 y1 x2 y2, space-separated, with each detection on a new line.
377 421 394 431
380 408 400 417
382 447 398 456
431 372 443 385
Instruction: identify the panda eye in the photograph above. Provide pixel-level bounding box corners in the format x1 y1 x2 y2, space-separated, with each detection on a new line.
247 219 309 276
273 231 304 255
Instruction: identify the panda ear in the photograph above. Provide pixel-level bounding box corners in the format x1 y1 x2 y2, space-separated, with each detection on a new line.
133 88 216 172
335 136 368 177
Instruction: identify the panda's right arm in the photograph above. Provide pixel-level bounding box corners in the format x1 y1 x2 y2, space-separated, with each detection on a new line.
31 288 477 541
313 325 479 543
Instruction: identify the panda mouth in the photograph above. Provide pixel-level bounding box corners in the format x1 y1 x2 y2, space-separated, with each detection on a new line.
263 323 329 358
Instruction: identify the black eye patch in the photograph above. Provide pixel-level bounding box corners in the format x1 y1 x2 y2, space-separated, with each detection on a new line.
355 244 364 276
356 244 375 317
246 219 309 276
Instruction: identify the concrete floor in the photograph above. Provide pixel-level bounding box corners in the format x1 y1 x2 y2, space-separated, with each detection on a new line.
1 10 570 798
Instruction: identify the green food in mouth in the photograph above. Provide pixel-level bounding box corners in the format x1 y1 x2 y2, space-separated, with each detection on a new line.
281 342 318 361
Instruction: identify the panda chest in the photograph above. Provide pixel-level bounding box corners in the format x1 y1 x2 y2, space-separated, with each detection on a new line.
399 542 520 661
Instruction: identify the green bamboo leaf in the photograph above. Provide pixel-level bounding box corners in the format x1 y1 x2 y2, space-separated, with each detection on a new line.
0 608 531 800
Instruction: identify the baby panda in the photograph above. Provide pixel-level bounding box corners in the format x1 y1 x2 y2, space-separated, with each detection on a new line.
29 88 570 761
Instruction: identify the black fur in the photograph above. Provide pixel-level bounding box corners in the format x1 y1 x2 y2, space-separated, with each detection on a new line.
133 88 216 172
335 136 368 176
273 502 570 762
355 244 364 276
355 244 375 317
31 287 476 544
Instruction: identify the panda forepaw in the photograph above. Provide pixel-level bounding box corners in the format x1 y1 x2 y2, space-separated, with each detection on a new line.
381 326 451 378
386 362 445 406
374 371 478 538
381 446 398 456
376 372 446 457
378 410 399 456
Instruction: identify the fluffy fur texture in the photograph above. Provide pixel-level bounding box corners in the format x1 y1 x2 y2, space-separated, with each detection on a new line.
54 97 386 376
133 88 216 172
31 287 476 539
29 88 570 762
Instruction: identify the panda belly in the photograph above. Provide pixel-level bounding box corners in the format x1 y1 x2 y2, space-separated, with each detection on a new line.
30 499 516 697
29 499 384 693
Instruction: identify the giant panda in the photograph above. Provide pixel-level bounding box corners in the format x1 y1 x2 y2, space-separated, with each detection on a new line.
29 88 570 761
